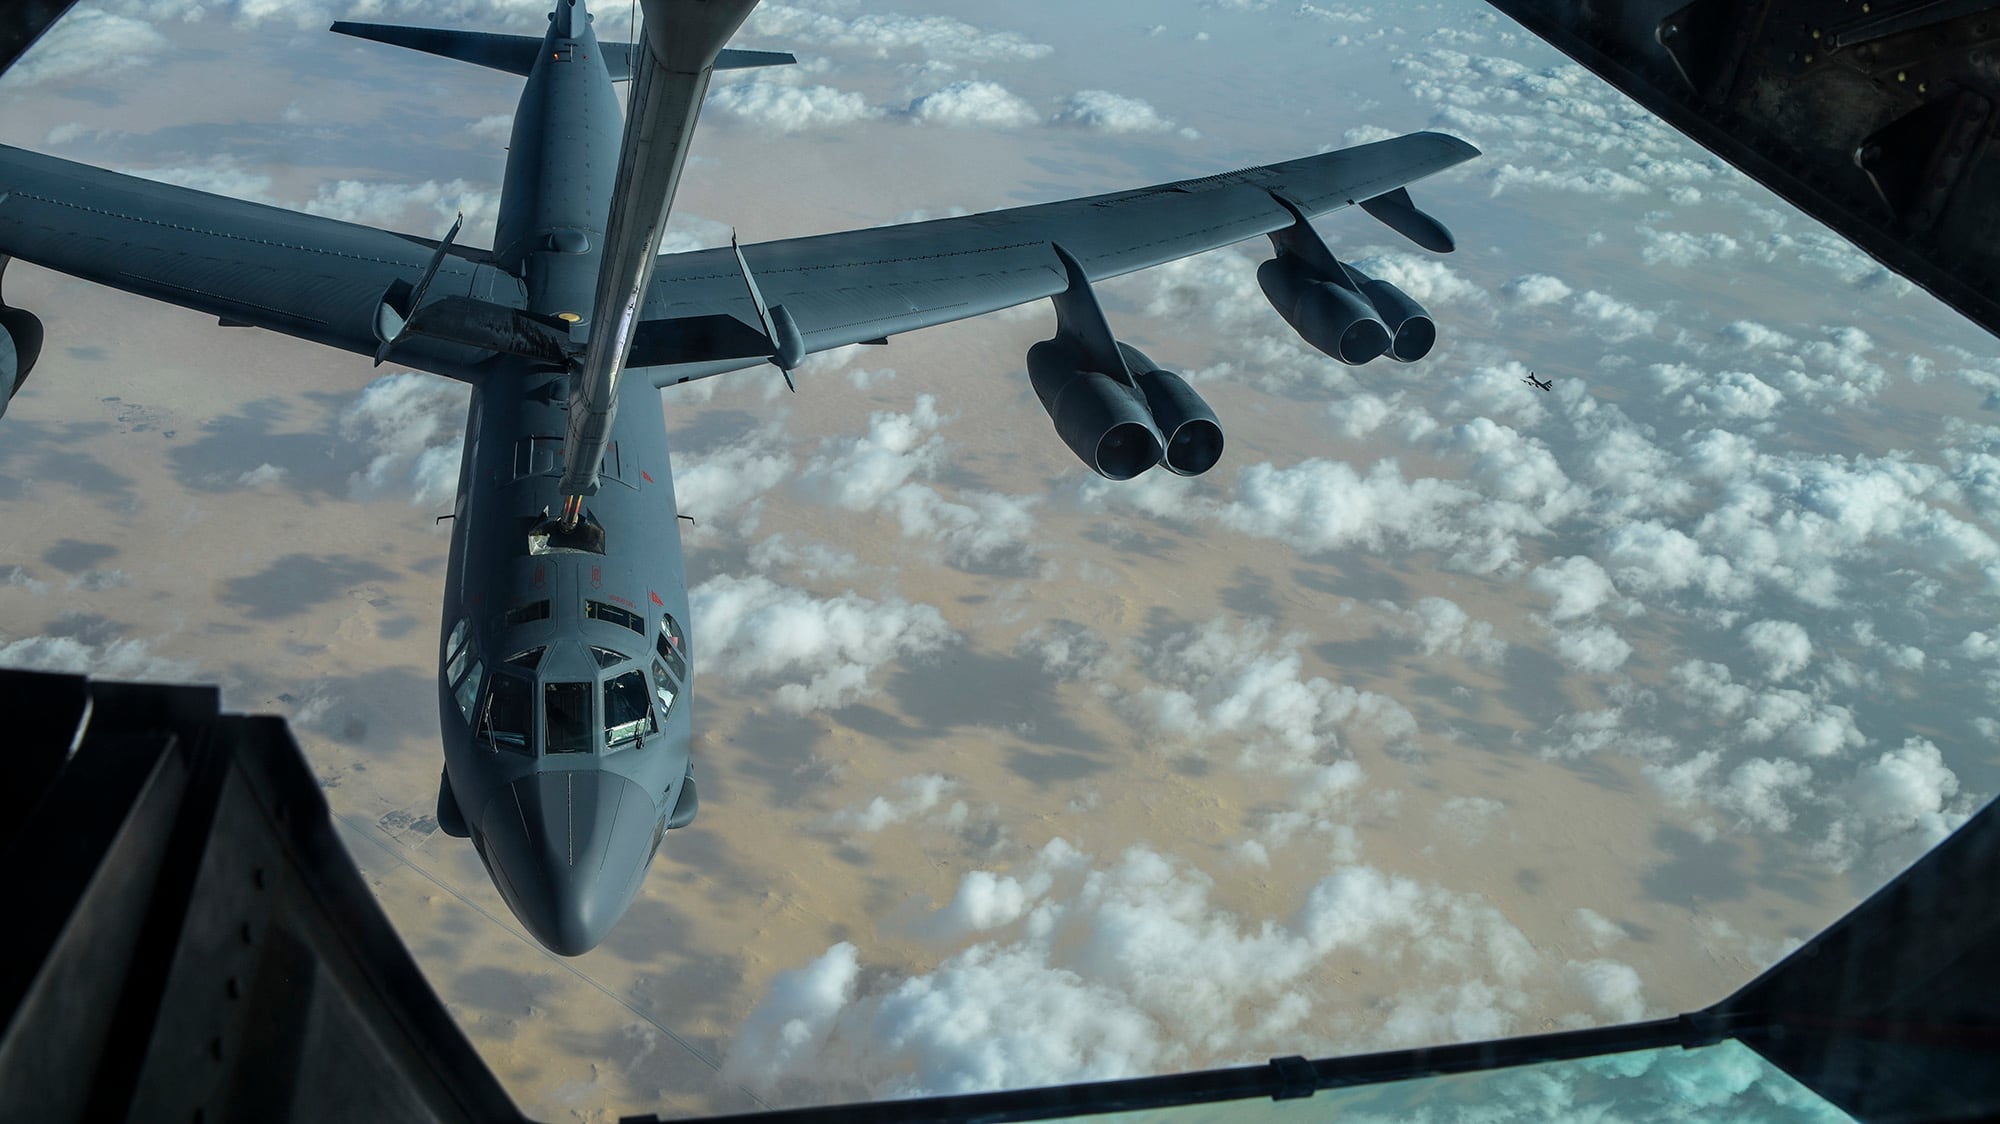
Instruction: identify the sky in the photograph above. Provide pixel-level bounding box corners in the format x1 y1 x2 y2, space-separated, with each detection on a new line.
3 0 1994 1118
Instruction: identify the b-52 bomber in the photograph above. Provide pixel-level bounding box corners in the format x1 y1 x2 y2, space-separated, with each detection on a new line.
0 0 1477 955
1525 371 1553 391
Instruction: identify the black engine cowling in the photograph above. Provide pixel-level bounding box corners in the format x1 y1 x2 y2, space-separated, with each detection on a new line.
1354 275 1436 363
1028 337 1165 480
1120 344 1223 477
1257 255 1390 365
0 262 44 420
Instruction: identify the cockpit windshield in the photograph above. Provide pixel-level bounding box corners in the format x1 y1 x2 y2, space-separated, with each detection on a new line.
478 672 533 753
604 669 655 745
545 681 593 753
658 615 687 681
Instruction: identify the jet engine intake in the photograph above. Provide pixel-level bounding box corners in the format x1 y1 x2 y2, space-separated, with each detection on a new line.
1027 337 1165 480
1257 255 1389 365
1119 343 1223 477
1353 275 1436 363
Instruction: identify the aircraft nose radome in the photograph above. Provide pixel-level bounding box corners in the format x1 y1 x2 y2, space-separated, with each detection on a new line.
482 770 657 955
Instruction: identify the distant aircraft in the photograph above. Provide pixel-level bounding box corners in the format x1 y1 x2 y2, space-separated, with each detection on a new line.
1524 371 1553 391
0 0 1477 954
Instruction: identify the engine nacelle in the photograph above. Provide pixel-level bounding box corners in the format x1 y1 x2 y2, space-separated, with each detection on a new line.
1257 255 1389 365
1119 343 1223 477
1354 276 1436 363
1028 337 1164 480
0 302 44 420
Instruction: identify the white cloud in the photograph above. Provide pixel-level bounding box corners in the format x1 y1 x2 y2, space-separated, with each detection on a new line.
725 846 1559 1098
1563 959 1646 1022
907 81 1039 128
744 7 1052 63
824 774 958 834
707 77 879 133
1548 622 1632 674
1383 596 1506 665
690 574 952 713
1 7 167 87
338 373 469 508
1570 290 1658 341
1527 556 1616 621
306 178 497 242
0 633 195 682
1572 908 1626 950
1741 619 1811 681
1502 273 1572 306
1125 617 1415 767
1053 90 1190 136
674 427 793 537
721 942 859 1087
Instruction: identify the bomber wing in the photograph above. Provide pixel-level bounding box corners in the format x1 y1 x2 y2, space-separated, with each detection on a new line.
635 131 1479 385
0 144 510 377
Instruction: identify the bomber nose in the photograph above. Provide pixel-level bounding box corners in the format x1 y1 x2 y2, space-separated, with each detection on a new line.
479 770 658 955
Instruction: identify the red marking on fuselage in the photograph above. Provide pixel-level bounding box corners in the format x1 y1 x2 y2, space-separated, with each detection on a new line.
609 593 636 609
649 590 664 606
641 469 654 483
590 564 602 589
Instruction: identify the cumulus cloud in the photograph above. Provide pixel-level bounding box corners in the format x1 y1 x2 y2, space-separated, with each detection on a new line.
823 774 959 834
674 428 793 537
1052 90 1193 137
306 178 498 241
744 7 1052 63
1382 597 1506 665
707 77 879 133
1 7 167 87
796 396 1041 568
907 80 1039 128
691 574 952 713
338 373 469 508
1526 556 1617 621
1502 273 1572 306
1570 290 1658 341
1547 622 1632 674
0 632 195 682
1124 617 1415 772
1741 619 1812 681
724 845 1563 1100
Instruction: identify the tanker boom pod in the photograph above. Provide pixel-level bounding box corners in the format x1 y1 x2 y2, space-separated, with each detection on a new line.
1119 342 1223 477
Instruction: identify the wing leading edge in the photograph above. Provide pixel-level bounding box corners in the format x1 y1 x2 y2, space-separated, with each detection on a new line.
636 130 1479 385
0 130 1474 388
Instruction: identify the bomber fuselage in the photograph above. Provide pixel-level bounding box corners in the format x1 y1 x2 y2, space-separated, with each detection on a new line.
436 0 695 957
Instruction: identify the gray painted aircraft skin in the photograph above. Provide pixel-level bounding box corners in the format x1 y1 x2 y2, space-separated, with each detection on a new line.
0 0 1478 955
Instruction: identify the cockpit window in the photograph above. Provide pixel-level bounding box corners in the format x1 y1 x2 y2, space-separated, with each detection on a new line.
504 600 551 627
446 631 472 686
446 616 468 668
478 672 533 753
658 615 687 682
585 600 644 635
652 659 678 717
545 681 593 753
604 669 655 745
591 646 626 669
506 647 544 670
452 659 485 723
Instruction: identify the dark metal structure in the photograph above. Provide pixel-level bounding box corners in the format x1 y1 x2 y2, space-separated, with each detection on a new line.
4 667 1996 1122
1482 0 2000 341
